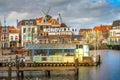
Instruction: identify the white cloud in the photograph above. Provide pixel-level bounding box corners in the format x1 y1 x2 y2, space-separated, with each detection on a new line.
0 0 119 27
7 11 29 21
69 18 93 23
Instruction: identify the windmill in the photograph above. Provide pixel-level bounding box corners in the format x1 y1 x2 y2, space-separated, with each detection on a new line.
42 7 52 22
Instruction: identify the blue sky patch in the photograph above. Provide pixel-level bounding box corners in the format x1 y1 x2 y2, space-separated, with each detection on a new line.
106 0 120 8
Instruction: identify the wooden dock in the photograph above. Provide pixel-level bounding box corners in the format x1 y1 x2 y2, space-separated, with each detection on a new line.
0 66 76 71
0 59 100 80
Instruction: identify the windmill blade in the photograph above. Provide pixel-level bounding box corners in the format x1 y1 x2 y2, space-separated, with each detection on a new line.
42 10 47 16
46 7 51 15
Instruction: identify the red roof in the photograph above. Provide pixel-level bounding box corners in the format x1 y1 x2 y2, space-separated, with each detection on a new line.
9 26 16 30
9 26 19 33
48 19 58 24
36 17 43 23
36 17 59 25
93 25 111 31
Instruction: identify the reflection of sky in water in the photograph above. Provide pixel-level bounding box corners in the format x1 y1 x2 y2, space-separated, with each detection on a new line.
79 50 120 80
0 50 120 80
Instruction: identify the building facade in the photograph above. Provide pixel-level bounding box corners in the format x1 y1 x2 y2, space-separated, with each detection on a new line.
36 15 73 44
9 26 19 48
17 19 37 47
109 20 120 45
79 29 93 44
93 25 111 44
0 26 9 48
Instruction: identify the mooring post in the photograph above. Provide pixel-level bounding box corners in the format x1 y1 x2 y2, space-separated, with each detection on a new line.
47 70 50 77
45 70 51 77
98 55 101 65
8 64 12 80
75 58 79 80
20 71 24 80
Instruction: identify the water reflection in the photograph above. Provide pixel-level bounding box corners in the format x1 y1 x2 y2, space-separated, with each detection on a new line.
78 50 120 80
0 50 120 80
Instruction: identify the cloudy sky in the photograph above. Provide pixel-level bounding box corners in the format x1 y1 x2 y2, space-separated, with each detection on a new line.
0 0 120 29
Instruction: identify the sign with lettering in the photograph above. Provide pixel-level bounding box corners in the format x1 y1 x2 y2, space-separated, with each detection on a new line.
44 28 76 32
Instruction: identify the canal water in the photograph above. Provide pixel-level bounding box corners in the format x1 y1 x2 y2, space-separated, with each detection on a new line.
0 50 120 80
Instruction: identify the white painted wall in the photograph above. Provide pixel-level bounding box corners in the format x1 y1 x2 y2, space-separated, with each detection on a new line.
9 33 19 47
21 25 37 46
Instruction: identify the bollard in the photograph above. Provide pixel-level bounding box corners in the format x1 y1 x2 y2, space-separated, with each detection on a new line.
8 64 12 80
75 68 79 80
45 70 51 78
75 58 79 80
20 71 24 80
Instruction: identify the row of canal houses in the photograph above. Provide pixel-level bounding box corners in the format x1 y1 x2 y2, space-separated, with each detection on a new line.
0 14 79 48
0 14 120 49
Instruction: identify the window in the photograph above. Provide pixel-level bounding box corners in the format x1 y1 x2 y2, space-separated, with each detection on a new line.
4 35 7 40
64 28 66 31
43 19 46 22
73 29 75 32
28 33 31 40
30 21 33 25
79 45 83 48
25 21 28 25
113 31 116 36
2 28 7 33
28 28 31 32
23 28 26 33
15 36 18 41
40 26 43 30
23 35 26 40
76 44 79 49
11 36 13 40
1 35 8 41
32 28 35 33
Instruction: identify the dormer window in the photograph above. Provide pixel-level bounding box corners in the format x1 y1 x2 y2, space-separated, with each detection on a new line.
25 21 29 25
30 21 33 25
44 19 46 22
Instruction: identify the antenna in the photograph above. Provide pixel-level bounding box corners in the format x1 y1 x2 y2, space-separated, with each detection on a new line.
16 19 18 27
4 16 6 27
58 12 62 24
